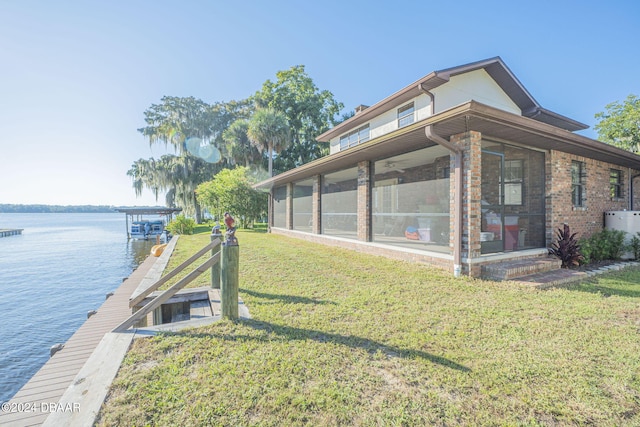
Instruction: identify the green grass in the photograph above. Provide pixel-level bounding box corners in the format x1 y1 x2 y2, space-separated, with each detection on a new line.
98 231 640 426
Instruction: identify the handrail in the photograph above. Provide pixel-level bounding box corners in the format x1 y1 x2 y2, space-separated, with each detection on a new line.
129 238 221 308
114 251 221 332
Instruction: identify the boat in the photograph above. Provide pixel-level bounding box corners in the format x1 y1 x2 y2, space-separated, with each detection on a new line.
130 220 165 240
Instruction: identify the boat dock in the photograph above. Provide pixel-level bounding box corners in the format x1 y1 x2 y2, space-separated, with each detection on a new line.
0 254 159 426
0 229 23 237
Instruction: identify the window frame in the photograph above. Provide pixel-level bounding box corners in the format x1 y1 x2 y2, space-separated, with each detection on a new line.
571 160 586 207
610 169 623 199
339 124 370 151
502 159 524 206
397 103 415 128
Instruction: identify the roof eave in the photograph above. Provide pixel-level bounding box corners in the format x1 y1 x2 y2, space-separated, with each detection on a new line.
257 101 640 189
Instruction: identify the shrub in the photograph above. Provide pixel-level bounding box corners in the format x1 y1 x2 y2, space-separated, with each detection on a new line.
629 232 640 260
166 215 196 235
549 224 584 268
578 228 627 263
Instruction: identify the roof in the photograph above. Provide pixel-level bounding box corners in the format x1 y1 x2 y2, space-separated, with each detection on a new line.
114 207 182 216
317 57 588 142
256 100 640 189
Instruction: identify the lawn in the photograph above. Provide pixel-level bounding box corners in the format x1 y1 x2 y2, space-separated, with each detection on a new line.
97 230 640 426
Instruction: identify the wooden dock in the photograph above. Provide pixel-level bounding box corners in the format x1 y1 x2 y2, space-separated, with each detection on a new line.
0 255 158 427
0 229 23 237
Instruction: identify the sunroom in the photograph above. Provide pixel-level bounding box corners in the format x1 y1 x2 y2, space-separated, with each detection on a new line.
258 58 640 277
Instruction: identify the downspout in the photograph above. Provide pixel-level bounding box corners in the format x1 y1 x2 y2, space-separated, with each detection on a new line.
419 84 463 277
632 172 640 210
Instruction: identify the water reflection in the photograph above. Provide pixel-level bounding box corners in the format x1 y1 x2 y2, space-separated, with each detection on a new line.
126 239 157 269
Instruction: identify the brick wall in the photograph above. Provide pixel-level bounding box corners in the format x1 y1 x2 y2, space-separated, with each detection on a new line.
546 150 640 242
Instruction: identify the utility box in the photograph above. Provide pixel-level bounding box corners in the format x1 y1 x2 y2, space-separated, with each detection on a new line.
604 211 640 259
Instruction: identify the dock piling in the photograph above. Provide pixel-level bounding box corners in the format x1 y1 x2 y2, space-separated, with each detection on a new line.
220 242 239 320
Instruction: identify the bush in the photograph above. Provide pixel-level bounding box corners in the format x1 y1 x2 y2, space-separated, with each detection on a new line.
629 232 640 260
578 228 627 264
166 215 196 235
549 224 583 268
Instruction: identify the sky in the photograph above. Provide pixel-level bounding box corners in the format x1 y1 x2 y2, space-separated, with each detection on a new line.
1 0 639 206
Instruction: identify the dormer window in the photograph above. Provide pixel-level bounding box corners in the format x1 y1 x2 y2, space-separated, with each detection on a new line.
398 102 415 128
339 125 370 151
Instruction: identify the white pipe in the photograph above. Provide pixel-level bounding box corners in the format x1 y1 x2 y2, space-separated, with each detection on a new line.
425 124 463 278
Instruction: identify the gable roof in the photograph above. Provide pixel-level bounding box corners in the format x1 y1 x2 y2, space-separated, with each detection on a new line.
317 57 588 142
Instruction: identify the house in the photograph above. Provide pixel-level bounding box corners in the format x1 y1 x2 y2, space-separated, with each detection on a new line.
256 57 640 278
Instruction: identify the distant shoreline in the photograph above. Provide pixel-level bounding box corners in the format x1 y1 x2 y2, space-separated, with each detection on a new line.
0 204 119 214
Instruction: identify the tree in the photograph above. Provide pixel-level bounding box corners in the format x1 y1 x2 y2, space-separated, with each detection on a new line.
196 167 267 228
133 97 252 221
127 154 223 220
222 119 262 167
138 96 252 154
247 108 290 177
594 94 640 153
253 65 344 173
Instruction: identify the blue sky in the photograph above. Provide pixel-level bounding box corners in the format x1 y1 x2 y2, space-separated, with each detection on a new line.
1 0 638 206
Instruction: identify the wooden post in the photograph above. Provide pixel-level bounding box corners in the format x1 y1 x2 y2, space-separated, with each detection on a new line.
211 233 222 289
220 242 239 320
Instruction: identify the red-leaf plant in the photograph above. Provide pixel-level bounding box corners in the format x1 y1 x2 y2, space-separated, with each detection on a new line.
549 224 584 268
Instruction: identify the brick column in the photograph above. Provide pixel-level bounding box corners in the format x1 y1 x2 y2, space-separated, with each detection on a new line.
450 131 482 270
285 182 294 230
357 161 372 241
312 175 321 234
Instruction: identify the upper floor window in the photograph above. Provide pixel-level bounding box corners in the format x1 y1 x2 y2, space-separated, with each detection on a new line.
339 125 370 151
397 103 414 128
610 169 623 199
571 160 586 207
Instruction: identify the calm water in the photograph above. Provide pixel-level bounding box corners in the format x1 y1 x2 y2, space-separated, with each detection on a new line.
0 213 156 403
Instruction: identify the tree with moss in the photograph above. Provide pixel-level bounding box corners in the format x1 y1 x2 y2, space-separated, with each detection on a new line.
131 97 252 221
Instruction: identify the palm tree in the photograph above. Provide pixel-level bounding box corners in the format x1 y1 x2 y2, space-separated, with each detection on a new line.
222 119 262 167
247 108 290 176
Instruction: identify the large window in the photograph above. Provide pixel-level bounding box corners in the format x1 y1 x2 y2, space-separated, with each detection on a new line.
372 146 451 254
397 103 414 128
571 161 586 207
273 186 287 228
321 168 358 238
610 169 623 199
293 179 313 232
339 125 370 151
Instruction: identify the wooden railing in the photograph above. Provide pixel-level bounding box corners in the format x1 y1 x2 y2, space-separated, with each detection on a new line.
113 235 239 332
128 238 221 309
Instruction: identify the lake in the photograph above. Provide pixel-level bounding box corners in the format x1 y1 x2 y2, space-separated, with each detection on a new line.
0 212 156 403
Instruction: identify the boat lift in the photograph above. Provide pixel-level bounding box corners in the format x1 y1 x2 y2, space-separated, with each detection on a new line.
114 207 182 239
